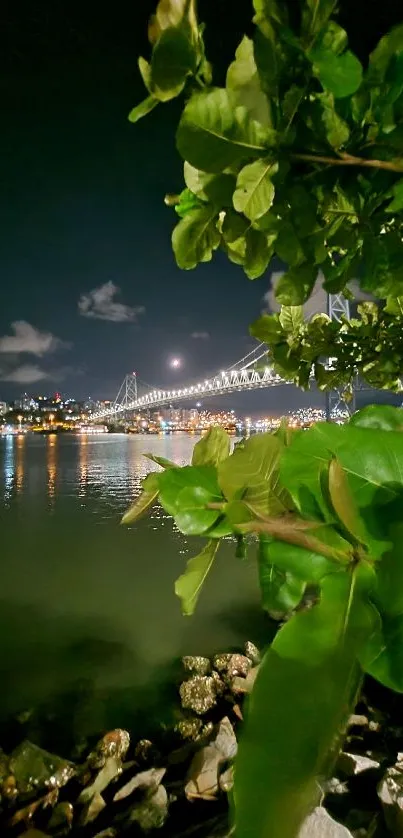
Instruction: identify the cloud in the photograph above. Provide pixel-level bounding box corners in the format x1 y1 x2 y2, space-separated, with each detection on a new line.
0 321 65 356
191 331 210 340
0 364 50 384
78 281 145 323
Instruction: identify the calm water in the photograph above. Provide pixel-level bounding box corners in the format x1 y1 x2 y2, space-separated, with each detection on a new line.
0 432 266 740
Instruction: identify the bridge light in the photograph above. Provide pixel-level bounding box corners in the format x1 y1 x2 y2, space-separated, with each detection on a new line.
221 370 226 376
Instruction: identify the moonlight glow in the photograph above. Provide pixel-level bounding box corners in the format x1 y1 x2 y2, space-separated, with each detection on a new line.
170 357 181 369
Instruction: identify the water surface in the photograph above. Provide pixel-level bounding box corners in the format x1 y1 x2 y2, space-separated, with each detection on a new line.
0 433 266 740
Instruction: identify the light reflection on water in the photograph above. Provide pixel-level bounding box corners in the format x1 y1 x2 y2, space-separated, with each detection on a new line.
0 432 267 734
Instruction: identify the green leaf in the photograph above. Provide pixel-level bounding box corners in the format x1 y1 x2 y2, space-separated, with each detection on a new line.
244 228 275 279
150 26 197 101
313 21 348 56
143 453 176 469
363 611 403 692
275 264 317 305
258 535 306 614
218 433 291 516
176 88 271 173
281 424 402 558
184 163 236 206
317 92 350 148
266 534 341 583
350 405 403 432
250 314 284 344
302 0 339 36
128 96 159 124
226 36 271 125
386 178 403 212
175 540 219 615
275 222 305 266
368 23 403 83
174 485 221 535
172 205 220 269
234 567 376 838
148 0 199 46
279 305 304 332
121 473 160 524
312 50 363 98
192 427 231 467
328 458 368 546
233 159 278 222
158 465 221 515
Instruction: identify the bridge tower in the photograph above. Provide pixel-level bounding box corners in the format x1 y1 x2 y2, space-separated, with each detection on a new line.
326 293 355 421
114 373 138 416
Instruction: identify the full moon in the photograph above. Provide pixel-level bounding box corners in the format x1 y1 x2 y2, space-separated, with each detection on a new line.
170 357 181 369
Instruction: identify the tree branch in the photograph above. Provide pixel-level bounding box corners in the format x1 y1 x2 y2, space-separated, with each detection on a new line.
292 152 403 173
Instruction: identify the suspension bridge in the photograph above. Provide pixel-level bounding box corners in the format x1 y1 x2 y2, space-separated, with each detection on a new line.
92 293 354 423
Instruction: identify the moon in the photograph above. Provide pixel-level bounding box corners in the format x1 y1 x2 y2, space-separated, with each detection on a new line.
169 357 181 369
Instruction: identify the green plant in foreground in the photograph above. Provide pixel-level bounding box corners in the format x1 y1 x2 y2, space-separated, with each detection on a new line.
130 0 403 391
123 408 403 837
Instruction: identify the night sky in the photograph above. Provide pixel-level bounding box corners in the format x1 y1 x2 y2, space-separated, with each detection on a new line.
2 0 402 413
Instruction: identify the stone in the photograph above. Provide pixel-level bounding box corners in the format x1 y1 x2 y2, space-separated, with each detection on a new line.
88 729 130 768
185 718 237 801
79 756 122 803
113 767 166 802
80 792 106 825
244 641 260 665
298 807 353 837
219 766 234 792
180 675 221 715
128 784 168 831
182 656 211 675
324 777 349 795
213 653 232 672
175 718 203 741
378 761 403 837
347 714 369 729
9 741 75 793
338 751 380 777
214 717 237 760
48 801 74 830
134 739 159 765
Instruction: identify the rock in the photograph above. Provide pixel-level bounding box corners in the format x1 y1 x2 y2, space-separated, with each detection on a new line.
324 777 349 795
9 789 59 828
80 792 106 825
113 767 166 802
93 831 117 838
213 654 232 672
244 641 260 665
378 760 403 837
9 741 75 793
348 714 369 729
338 751 380 777
48 801 74 830
298 807 353 837
175 718 203 741
20 832 52 838
214 717 237 760
185 718 237 801
219 766 234 792
134 739 160 765
182 656 211 675
88 729 130 768
79 756 122 803
128 784 168 831
214 653 251 679
180 675 222 715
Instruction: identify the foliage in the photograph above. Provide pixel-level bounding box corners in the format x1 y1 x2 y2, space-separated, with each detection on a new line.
123 407 403 837
130 0 403 391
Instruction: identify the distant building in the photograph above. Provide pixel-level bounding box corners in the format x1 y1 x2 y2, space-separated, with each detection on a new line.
0 401 7 415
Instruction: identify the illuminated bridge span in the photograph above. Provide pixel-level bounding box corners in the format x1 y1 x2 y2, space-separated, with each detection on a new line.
92 293 357 423
92 344 291 421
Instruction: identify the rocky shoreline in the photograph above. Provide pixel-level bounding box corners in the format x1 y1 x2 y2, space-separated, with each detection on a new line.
1 642 403 837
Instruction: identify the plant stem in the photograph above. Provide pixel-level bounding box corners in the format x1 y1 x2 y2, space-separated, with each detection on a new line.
292 152 403 173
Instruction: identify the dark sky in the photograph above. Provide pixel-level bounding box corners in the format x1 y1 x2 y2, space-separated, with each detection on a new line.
1 0 402 413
